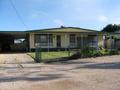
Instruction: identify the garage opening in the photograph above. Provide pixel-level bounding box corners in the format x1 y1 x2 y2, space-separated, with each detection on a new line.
0 32 29 52
0 34 13 51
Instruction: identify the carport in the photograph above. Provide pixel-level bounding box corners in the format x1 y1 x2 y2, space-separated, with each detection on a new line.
0 31 29 52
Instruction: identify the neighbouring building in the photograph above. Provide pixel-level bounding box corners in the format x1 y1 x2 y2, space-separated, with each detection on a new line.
0 27 105 52
103 30 120 50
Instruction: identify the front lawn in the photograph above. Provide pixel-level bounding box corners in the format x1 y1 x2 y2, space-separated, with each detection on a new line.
28 51 73 62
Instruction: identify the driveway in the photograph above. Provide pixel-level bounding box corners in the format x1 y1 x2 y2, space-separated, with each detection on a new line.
0 53 34 64
0 55 120 90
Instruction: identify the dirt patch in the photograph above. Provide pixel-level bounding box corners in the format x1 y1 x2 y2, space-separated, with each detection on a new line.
0 53 34 64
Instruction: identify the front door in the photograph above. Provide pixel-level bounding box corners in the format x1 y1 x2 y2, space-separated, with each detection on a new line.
56 35 61 48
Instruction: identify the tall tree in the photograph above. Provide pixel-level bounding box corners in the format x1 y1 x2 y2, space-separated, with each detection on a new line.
102 24 120 32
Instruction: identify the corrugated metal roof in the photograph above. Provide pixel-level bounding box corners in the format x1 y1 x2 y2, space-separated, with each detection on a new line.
27 27 99 33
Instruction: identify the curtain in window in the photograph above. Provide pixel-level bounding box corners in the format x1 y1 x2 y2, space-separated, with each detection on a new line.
34 34 53 46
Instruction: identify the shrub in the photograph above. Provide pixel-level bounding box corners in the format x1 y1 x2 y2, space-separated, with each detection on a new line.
81 47 100 57
108 50 119 55
99 49 119 55
81 47 91 57
92 50 102 57
99 49 109 56
70 47 119 59
70 52 81 59
99 45 104 50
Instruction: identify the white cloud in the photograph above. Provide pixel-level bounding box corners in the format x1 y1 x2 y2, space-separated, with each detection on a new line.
110 18 120 24
98 15 120 24
98 15 108 22
54 19 65 25
30 11 48 19
31 12 40 18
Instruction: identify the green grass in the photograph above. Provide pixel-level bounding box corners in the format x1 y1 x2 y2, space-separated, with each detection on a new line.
29 51 73 60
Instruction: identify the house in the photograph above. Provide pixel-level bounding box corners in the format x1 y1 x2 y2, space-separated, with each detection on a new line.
0 27 104 52
103 30 120 50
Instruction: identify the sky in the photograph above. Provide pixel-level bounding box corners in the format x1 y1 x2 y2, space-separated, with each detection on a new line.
0 0 120 31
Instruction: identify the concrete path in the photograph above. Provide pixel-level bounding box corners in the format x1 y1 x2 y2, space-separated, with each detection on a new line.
0 53 34 64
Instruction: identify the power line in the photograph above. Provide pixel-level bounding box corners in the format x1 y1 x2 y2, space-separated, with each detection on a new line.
9 0 28 29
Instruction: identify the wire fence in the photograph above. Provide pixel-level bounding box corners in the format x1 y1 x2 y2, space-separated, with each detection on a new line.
34 47 81 63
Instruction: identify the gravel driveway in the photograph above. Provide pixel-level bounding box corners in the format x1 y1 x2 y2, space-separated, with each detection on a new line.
0 53 34 64
0 55 120 90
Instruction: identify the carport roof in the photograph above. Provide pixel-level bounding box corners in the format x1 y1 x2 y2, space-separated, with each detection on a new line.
0 31 26 33
0 31 27 38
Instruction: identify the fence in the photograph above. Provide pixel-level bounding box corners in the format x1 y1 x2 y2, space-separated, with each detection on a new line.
35 46 42 62
34 47 81 63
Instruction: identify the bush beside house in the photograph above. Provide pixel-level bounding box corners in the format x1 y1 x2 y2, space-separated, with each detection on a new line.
70 47 120 59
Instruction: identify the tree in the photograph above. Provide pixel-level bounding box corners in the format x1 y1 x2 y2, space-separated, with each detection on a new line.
102 24 120 32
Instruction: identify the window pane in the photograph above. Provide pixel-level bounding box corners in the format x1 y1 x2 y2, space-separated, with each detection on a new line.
49 34 53 43
70 34 75 43
40 35 47 43
70 34 76 47
70 34 76 43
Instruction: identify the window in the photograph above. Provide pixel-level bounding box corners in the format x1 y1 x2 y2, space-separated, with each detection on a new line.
35 34 53 46
40 35 48 43
69 34 76 47
88 35 97 47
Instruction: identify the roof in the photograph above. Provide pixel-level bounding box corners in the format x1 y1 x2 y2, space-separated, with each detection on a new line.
27 27 99 33
0 31 25 33
0 27 101 34
0 31 27 35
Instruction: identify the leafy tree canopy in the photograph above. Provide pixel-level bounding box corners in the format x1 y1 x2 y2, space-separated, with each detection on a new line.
102 24 120 32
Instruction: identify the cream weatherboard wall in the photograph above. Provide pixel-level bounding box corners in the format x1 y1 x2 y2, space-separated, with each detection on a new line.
29 33 35 49
98 34 104 47
29 33 70 49
29 32 100 50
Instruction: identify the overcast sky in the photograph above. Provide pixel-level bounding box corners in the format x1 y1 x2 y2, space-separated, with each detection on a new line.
0 0 120 31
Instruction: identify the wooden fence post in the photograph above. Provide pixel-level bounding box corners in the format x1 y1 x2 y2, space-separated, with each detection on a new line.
68 46 71 57
35 44 42 63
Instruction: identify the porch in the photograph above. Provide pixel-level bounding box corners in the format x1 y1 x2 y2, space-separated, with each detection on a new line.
30 33 98 51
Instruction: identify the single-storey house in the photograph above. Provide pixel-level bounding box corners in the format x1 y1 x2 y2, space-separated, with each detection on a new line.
0 27 105 52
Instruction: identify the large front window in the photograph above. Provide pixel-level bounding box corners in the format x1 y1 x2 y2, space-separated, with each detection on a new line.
35 34 53 46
